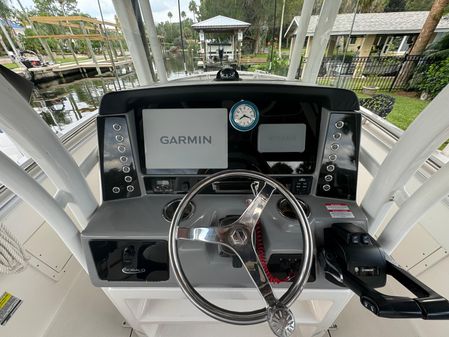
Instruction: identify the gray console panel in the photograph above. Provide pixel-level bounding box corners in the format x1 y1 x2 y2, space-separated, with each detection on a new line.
82 194 367 288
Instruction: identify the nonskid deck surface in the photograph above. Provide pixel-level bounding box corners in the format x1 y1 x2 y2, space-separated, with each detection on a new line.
43 272 133 337
40 269 417 337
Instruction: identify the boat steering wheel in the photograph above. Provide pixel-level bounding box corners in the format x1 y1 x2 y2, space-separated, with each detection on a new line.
168 170 314 337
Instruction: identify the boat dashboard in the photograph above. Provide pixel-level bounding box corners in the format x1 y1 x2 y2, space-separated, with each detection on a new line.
82 81 365 288
97 82 360 200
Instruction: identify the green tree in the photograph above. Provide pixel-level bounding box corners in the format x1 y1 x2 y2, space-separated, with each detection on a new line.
21 28 45 52
283 0 304 25
0 0 19 55
384 0 406 11
398 0 449 87
410 0 449 56
406 0 434 10
188 0 200 21
338 0 387 13
0 0 11 18
198 0 276 53
409 33 449 91
33 0 79 16
425 32 449 60
157 17 196 46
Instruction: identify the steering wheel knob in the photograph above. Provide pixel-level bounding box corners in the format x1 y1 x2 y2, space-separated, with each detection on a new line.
267 304 296 337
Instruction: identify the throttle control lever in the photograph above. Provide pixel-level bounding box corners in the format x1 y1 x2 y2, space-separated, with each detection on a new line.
323 223 449 320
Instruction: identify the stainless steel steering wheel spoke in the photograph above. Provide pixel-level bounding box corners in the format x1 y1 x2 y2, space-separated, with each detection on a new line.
232 243 277 307
235 182 276 230
176 226 229 245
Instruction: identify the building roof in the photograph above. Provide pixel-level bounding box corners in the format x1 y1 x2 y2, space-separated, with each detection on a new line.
284 11 449 37
192 15 251 31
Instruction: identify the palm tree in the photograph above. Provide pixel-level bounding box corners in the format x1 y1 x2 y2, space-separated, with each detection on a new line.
396 0 449 84
188 0 199 22
409 0 449 56
181 11 187 20
167 11 173 44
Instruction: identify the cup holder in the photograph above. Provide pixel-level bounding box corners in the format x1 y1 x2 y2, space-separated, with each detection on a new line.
162 199 195 222
277 198 311 219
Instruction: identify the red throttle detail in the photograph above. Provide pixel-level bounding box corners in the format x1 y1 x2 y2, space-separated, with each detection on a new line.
255 222 291 284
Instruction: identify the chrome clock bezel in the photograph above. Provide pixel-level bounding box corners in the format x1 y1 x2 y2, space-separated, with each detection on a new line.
229 100 259 132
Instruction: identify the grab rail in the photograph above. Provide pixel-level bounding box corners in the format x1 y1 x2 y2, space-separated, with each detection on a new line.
360 84 449 253
360 107 448 170
0 115 97 207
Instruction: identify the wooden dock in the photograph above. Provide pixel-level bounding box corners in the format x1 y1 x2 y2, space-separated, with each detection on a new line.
240 57 268 65
14 57 134 83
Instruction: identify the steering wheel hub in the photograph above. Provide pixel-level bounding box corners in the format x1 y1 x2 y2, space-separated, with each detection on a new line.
229 227 249 246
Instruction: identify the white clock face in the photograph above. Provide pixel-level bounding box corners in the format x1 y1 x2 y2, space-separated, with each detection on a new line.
232 104 257 129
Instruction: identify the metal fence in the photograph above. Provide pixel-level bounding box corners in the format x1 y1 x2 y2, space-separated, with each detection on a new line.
298 55 429 91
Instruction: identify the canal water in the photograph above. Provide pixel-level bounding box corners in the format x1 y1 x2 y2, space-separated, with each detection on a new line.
31 52 198 132
0 53 198 165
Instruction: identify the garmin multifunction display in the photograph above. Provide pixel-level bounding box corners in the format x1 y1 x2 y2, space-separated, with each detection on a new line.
143 108 228 170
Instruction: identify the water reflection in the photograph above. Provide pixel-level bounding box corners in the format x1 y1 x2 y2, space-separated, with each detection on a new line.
32 72 139 136
0 52 198 165
31 53 198 132
165 51 198 79
31 53 198 135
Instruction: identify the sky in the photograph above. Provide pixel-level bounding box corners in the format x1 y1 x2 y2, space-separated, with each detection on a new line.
15 0 193 24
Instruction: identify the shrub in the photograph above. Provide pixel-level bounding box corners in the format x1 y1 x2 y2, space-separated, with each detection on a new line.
248 56 289 76
416 57 449 98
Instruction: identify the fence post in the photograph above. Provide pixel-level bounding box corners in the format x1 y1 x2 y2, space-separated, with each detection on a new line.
389 54 406 91
312 54 428 91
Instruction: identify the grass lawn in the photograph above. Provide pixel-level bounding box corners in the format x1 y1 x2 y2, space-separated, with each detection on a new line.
3 56 89 70
357 90 448 150
356 90 429 130
243 53 269 59
318 76 395 90
3 63 18 69
55 56 89 64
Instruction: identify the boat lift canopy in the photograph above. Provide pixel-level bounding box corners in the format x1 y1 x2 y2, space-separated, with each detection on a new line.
26 16 123 41
192 15 251 65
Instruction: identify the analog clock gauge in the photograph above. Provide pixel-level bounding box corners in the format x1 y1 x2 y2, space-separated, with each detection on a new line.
229 100 259 132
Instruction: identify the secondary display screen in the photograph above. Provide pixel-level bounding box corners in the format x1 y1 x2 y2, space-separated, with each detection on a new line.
143 108 228 170
258 124 306 153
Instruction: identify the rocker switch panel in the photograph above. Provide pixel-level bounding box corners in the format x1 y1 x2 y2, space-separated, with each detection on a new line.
98 116 141 201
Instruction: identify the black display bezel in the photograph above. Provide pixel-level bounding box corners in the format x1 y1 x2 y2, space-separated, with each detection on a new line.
134 91 322 176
